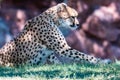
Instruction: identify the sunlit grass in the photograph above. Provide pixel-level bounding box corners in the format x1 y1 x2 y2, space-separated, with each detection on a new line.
0 61 120 80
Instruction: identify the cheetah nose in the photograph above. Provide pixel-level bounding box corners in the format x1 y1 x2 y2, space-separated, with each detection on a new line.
70 23 79 29
76 24 79 27
70 23 78 27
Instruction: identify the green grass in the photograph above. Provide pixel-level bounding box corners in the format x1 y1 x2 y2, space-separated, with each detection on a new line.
0 62 120 80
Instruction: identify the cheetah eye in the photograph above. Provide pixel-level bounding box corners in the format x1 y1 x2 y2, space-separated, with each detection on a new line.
71 16 75 19
70 16 75 22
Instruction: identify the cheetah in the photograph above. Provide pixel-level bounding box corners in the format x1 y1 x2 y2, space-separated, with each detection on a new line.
0 3 111 66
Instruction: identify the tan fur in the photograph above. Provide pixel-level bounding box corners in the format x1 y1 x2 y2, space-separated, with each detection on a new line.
0 3 102 66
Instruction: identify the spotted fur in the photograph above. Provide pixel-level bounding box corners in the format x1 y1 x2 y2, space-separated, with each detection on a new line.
0 3 108 66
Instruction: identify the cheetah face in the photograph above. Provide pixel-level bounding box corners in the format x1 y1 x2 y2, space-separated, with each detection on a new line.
58 16 79 30
57 3 79 30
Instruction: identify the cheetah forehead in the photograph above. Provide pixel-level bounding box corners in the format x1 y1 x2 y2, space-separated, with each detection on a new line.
44 3 78 18
57 3 78 18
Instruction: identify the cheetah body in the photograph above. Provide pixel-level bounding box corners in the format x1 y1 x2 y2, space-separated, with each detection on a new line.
0 3 109 66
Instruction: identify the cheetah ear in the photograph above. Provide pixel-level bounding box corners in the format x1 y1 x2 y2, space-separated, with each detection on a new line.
61 3 67 6
57 3 67 6
57 3 67 11
60 3 68 8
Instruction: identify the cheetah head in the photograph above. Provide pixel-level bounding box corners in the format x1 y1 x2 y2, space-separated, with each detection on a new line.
56 3 79 30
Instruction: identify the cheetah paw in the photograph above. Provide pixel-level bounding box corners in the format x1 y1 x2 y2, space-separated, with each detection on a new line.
99 59 112 64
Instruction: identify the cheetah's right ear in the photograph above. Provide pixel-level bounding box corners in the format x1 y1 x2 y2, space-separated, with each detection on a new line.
60 3 67 6
57 3 67 11
57 3 67 6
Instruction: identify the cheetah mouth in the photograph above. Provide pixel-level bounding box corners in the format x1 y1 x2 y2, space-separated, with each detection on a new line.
59 24 79 37
70 24 79 30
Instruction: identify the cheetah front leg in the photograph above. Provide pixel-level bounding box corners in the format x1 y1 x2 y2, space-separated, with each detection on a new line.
46 53 62 64
57 48 112 64
41 22 111 64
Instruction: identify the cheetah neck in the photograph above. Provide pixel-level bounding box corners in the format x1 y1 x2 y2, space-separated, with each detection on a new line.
41 4 65 27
